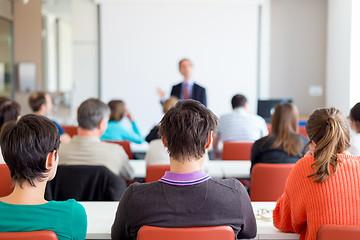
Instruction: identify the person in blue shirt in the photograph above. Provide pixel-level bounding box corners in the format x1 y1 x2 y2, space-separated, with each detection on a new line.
101 100 145 144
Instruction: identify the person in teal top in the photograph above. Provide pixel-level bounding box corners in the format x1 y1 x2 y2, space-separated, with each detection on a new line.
0 114 87 240
101 100 145 144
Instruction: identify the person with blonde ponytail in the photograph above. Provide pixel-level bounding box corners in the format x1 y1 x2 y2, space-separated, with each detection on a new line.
273 107 360 240
251 102 307 170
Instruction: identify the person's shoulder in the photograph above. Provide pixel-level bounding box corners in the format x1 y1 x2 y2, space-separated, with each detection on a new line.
193 82 205 90
209 178 246 192
48 199 86 214
126 182 162 197
172 82 182 88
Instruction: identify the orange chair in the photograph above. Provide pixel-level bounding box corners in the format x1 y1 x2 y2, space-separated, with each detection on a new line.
0 164 14 197
250 163 295 201
137 225 234 240
317 225 360 240
299 126 307 138
0 230 58 240
145 165 170 183
222 142 253 160
61 125 78 137
105 140 134 159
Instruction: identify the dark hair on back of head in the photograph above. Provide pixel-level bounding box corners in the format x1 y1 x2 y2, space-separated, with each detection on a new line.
306 107 350 183
350 102 360 133
108 100 125 121
0 100 21 129
0 114 60 187
28 91 47 112
0 96 10 106
231 94 247 109
159 100 218 161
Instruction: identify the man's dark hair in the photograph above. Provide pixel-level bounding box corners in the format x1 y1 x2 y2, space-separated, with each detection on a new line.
0 100 21 129
231 94 247 109
159 99 218 161
29 91 47 112
77 98 110 130
0 114 60 186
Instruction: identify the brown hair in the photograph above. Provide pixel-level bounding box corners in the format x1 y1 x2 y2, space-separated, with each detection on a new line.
0 100 21 129
159 99 218 161
108 100 125 121
162 97 179 114
349 102 360 133
306 107 350 183
269 102 302 156
178 58 192 69
29 91 47 112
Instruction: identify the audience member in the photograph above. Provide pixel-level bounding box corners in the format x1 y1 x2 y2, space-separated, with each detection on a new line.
348 102 360 156
251 102 307 170
273 107 360 240
29 92 71 143
0 114 87 239
213 94 268 150
157 58 207 106
146 96 179 143
58 98 134 180
101 100 144 144
0 100 21 164
111 100 256 240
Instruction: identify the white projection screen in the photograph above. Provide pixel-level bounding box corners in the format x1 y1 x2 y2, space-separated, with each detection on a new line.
100 1 260 133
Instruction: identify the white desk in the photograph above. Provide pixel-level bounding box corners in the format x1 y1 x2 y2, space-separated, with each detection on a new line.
129 160 251 179
80 201 299 240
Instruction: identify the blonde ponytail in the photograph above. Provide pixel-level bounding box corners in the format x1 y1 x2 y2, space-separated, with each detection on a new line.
306 108 350 183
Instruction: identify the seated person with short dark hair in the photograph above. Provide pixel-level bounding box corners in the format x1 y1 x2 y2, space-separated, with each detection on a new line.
0 114 87 240
111 100 257 240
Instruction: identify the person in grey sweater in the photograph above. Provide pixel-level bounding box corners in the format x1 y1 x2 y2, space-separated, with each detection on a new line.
111 100 257 240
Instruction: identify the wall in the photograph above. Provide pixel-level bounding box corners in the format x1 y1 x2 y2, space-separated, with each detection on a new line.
326 0 352 115
349 0 360 108
0 0 12 20
13 0 43 90
71 0 99 114
270 0 327 115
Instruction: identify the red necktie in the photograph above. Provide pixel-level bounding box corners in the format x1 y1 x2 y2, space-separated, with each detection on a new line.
183 84 190 99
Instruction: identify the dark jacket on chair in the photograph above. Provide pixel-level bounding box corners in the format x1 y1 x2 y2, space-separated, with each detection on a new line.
45 165 127 201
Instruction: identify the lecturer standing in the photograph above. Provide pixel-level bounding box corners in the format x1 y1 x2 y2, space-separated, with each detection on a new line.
158 58 207 106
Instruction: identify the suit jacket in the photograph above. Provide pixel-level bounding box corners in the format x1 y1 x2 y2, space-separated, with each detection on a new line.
170 82 207 106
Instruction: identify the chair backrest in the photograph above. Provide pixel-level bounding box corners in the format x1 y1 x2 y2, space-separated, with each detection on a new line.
105 140 134 159
317 225 360 240
137 225 234 240
0 164 14 197
45 165 126 201
145 165 170 183
250 163 295 201
0 230 58 240
61 125 78 137
299 126 307 138
222 142 253 160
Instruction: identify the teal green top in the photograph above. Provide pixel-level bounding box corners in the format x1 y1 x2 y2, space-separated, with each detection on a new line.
101 120 145 144
0 199 87 240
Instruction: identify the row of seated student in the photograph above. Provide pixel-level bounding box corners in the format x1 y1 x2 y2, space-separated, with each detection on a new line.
1 99 360 240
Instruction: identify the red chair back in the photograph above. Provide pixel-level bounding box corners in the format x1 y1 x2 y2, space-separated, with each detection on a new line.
222 142 253 160
299 126 307 138
0 230 58 240
317 225 360 240
145 165 170 183
137 225 234 240
250 163 295 201
106 140 134 159
61 125 78 137
0 164 14 197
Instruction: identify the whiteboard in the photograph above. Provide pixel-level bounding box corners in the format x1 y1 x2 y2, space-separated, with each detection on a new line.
100 2 259 133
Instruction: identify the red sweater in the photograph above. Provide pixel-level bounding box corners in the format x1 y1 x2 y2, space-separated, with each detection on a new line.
273 154 360 240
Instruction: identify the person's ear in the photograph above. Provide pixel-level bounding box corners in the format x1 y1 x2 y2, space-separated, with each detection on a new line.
161 136 168 148
99 117 108 131
309 140 316 151
205 131 213 149
45 150 56 170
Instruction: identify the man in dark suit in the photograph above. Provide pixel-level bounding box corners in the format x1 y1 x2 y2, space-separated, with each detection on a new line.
158 59 207 106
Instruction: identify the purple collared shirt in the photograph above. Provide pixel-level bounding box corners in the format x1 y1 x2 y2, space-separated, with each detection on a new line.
159 170 210 186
